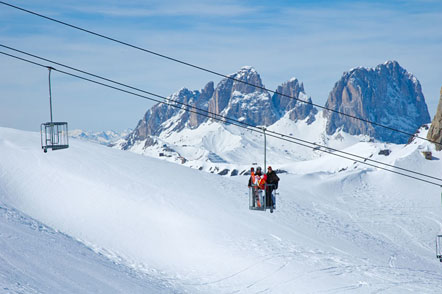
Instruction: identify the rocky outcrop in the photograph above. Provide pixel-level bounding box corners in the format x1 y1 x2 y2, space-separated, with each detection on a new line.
189 81 214 128
427 87 442 150
208 66 278 126
324 61 431 143
272 78 317 124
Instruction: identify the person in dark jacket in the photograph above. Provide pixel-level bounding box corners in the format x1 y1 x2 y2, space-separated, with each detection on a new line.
266 166 279 211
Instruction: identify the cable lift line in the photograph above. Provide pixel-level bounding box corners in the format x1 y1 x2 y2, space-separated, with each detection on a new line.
1 1 440 149
1 50 441 189
1 44 441 185
1 49 441 187
40 66 69 153
1 10 441 255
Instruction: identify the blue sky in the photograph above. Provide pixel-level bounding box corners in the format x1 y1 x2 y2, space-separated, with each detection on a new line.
1 0 442 131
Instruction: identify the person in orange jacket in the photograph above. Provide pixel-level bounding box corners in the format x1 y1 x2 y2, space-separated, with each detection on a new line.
248 167 255 188
247 166 267 208
255 166 267 190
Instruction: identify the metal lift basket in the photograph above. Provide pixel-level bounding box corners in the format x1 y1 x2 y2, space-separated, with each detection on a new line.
249 186 266 211
40 122 69 153
40 67 69 153
436 235 442 262
249 184 277 212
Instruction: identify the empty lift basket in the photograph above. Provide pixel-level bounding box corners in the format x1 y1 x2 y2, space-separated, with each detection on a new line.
40 122 69 153
437 235 442 262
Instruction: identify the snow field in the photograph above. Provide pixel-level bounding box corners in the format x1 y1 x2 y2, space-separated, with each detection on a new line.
1 126 442 293
0 203 176 293
127 111 372 176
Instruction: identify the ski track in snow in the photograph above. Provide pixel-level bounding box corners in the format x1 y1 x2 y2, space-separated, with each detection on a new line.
0 203 179 294
1 127 442 293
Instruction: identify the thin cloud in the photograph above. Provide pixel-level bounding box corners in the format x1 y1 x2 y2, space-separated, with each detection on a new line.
68 2 260 18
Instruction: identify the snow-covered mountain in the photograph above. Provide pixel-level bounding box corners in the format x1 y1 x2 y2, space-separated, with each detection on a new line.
117 66 322 170
118 62 431 171
207 66 278 126
1 127 442 293
70 129 132 146
325 61 430 143
120 66 316 150
116 111 369 176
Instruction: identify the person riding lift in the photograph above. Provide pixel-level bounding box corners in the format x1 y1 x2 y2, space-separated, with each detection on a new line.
266 166 279 213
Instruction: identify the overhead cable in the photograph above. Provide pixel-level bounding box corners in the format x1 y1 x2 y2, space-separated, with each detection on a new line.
1 49 441 187
0 1 440 148
1 43 441 184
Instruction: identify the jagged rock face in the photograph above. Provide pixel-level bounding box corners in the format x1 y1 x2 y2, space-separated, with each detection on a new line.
427 87 442 151
324 61 431 143
121 66 314 151
120 83 213 149
208 66 278 126
189 81 214 128
272 78 317 123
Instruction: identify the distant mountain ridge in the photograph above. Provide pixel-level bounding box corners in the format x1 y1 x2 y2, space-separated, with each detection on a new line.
121 66 316 150
119 61 431 160
70 129 131 146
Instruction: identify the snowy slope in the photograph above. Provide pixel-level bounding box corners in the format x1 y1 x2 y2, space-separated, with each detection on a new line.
1 127 442 293
117 110 369 175
0 203 176 293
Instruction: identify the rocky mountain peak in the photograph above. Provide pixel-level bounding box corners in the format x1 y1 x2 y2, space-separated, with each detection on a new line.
378 60 402 71
324 61 430 143
427 86 442 150
202 81 214 96
271 78 317 123
170 87 195 103
207 66 277 126
230 66 265 94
